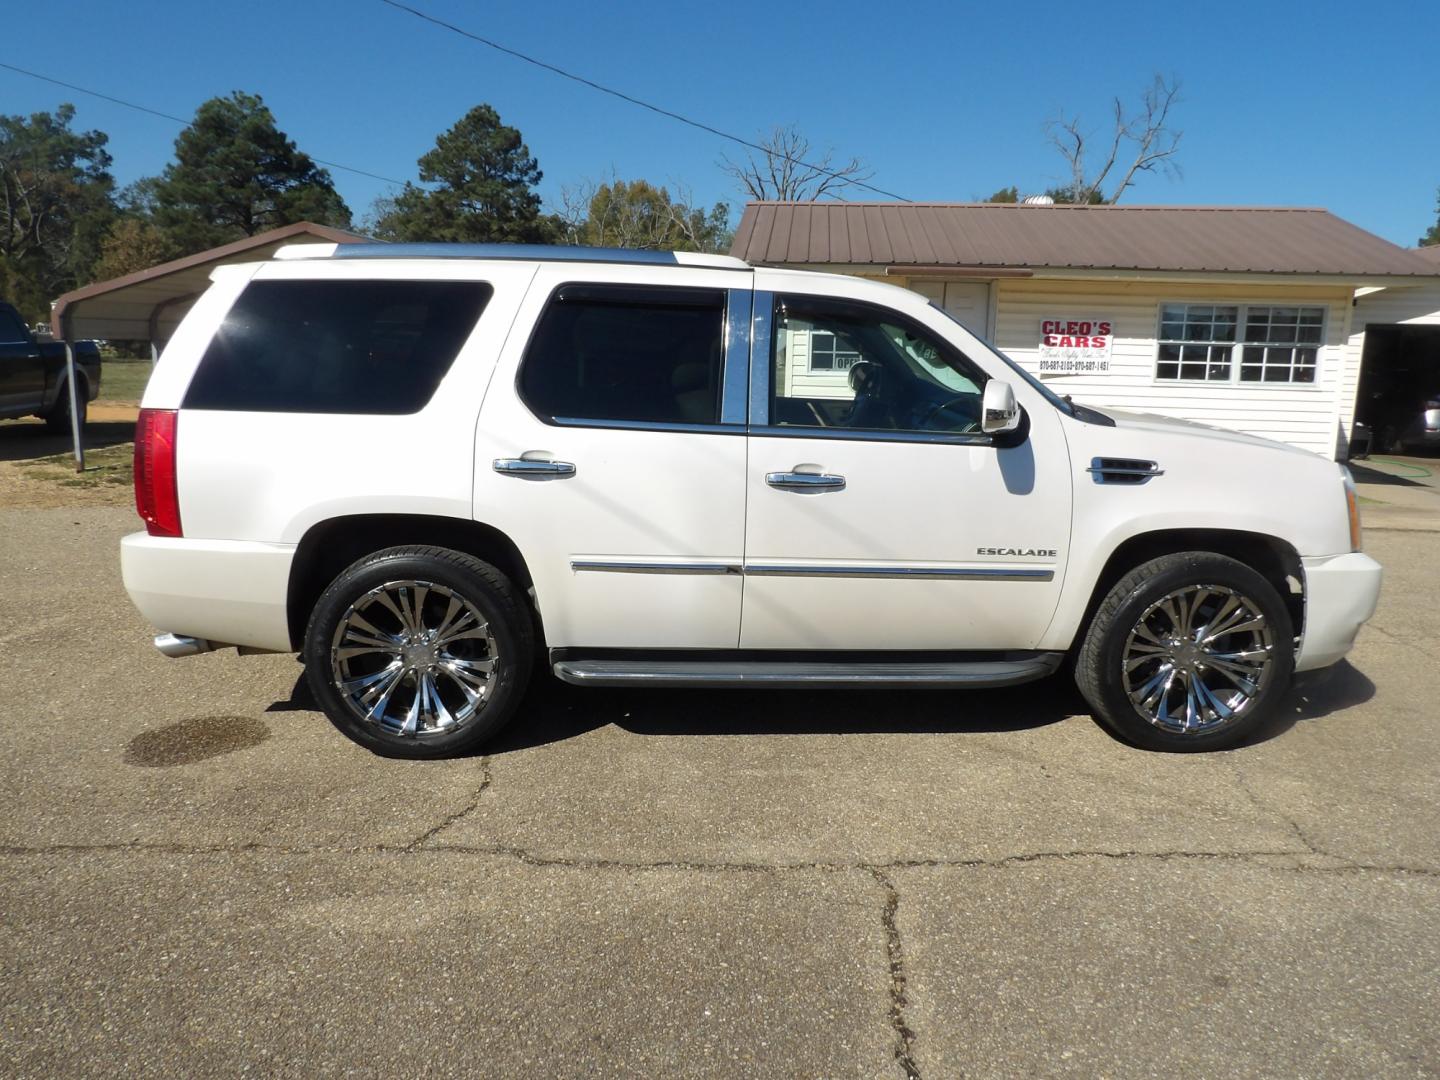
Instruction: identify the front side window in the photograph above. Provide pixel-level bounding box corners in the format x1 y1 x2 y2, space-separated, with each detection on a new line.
1157 303 1324 385
769 295 987 435
184 279 491 414
519 284 726 426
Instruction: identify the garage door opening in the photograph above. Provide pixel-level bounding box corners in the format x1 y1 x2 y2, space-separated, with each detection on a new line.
1355 324 1440 453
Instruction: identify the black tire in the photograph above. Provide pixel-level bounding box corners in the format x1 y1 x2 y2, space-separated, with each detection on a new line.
1075 552 1294 752
302 545 534 759
43 380 87 433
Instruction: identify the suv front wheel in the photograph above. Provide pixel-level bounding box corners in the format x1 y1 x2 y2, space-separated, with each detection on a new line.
302 545 534 759
1076 552 1295 752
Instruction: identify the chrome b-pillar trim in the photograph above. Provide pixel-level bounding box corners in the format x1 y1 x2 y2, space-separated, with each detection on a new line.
721 288 752 426
748 290 775 426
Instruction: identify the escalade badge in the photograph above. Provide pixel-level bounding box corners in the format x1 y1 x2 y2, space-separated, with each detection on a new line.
977 547 1057 557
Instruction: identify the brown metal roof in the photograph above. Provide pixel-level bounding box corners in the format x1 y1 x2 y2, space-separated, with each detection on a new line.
51 221 368 341
730 202 1440 278
1413 245 1440 266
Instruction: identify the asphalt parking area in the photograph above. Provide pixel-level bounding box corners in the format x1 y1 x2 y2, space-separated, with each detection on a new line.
2 507 1437 1077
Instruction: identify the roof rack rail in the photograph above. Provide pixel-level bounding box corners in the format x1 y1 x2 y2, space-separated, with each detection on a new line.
290 242 750 270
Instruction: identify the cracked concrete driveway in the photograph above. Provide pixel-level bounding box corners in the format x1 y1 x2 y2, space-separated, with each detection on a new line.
2 506 1437 1078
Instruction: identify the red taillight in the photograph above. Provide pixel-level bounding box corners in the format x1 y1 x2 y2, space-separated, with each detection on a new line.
134 408 182 537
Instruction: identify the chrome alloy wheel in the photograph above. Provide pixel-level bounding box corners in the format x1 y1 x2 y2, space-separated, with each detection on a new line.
329 579 499 738
1120 584 1275 736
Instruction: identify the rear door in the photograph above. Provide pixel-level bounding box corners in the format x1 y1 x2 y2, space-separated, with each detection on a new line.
739 283 1072 651
473 265 753 649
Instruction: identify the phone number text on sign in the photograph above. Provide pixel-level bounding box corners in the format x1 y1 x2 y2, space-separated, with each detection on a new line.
1038 318 1113 374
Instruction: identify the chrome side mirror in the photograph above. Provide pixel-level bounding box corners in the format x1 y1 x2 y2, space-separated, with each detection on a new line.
981 380 1021 435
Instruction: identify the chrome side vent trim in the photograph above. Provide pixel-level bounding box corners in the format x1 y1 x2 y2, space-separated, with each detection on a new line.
1088 457 1164 485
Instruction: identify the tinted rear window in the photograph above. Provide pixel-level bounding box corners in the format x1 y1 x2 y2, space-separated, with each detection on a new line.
184 280 491 414
518 284 726 426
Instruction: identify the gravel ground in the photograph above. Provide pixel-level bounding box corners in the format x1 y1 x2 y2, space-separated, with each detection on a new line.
1 505 1436 1078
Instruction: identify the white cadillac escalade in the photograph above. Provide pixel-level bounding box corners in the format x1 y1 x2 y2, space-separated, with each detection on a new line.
122 244 1382 757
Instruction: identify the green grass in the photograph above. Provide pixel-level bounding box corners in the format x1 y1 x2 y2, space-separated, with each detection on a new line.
98 358 153 405
14 441 134 488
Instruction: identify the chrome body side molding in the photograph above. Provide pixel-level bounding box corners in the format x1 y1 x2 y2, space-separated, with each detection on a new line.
570 560 741 575
743 563 1055 582
570 561 1054 582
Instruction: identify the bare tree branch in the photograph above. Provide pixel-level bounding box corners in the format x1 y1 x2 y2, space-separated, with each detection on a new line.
718 124 873 201
1106 75 1183 202
1043 75 1183 204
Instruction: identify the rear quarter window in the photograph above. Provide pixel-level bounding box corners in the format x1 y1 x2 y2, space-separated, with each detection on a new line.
183 280 492 414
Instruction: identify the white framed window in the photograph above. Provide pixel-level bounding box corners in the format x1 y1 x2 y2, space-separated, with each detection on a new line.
1156 303 1325 385
1156 305 1237 381
1239 307 1323 383
808 328 862 371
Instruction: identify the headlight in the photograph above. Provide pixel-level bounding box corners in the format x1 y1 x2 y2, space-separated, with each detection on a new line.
1340 466 1362 552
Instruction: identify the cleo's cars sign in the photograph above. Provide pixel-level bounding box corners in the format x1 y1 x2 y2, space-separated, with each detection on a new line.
1038 318 1113 374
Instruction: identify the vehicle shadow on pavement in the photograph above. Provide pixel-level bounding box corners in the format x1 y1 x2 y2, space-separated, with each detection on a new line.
268 669 1082 753
1234 660 1376 749
267 660 1375 756
0 420 135 462
1278 660 1375 722
487 674 1085 754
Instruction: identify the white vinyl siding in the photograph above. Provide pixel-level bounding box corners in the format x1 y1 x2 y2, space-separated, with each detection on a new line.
989 279 1355 458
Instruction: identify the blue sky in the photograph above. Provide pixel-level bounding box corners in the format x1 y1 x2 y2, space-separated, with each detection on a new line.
6 0 1438 245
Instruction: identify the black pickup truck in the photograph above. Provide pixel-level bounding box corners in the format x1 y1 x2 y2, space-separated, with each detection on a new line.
0 301 100 430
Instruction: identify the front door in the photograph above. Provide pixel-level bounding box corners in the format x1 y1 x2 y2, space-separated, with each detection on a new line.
740 289 1071 651
474 268 751 650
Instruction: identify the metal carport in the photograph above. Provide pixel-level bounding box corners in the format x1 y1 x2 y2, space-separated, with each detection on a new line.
47 221 366 468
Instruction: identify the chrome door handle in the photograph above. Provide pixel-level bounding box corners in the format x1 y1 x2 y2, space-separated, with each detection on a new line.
765 470 846 492
493 457 576 479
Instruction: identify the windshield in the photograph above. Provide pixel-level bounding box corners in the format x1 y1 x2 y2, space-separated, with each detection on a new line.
928 302 1075 417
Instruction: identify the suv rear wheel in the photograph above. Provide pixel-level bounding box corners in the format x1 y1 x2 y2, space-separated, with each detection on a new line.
1076 552 1294 752
302 545 533 759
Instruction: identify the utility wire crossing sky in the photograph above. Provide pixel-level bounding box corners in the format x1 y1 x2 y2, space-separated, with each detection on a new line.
2 0 1436 246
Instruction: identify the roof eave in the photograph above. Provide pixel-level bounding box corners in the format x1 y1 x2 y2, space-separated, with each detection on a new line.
759 260 1439 289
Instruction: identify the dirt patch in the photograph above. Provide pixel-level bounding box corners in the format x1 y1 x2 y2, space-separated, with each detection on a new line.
0 418 137 509
90 404 140 422
1 443 135 509
124 716 272 767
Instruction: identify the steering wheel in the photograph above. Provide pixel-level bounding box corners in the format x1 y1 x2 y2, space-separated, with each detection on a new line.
916 395 980 432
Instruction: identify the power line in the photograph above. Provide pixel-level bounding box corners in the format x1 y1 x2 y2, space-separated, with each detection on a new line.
0 61 407 187
376 0 911 202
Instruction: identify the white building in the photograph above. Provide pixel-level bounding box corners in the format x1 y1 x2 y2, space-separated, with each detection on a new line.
731 202 1440 459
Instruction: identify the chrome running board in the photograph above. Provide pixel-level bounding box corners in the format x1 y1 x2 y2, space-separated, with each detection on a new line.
552 653 1064 689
